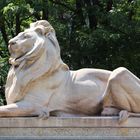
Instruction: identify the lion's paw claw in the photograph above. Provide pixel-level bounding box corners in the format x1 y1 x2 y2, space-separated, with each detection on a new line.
119 110 129 123
38 107 50 120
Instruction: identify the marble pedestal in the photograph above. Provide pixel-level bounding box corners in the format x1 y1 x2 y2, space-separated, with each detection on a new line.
0 117 140 139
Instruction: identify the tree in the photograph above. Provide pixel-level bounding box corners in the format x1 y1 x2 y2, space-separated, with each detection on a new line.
0 0 140 105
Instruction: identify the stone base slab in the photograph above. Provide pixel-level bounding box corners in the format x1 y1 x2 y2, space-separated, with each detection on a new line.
0 117 140 139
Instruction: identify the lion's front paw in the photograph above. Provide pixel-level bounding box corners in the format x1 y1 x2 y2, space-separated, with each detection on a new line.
38 107 50 119
119 110 129 123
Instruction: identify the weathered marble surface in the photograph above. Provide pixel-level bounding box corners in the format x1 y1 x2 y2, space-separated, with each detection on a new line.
1 20 140 123
0 117 140 139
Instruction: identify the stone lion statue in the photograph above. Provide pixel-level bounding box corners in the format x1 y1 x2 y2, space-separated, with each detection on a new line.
1 20 140 123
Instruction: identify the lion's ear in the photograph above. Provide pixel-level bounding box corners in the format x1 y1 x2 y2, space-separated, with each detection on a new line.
34 26 45 35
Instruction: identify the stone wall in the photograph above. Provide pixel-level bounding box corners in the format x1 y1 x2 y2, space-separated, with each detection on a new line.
0 117 140 139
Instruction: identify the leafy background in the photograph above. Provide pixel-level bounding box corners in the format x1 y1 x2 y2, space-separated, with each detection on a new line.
0 0 140 105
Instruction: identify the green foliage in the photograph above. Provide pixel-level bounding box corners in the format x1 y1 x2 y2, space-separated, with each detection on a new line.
0 0 140 104
0 37 9 105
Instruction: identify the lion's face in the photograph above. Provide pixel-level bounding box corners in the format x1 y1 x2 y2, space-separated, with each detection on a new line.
8 28 44 60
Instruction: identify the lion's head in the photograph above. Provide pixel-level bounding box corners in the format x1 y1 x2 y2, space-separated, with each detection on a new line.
8 20 55 66
5 20 68 104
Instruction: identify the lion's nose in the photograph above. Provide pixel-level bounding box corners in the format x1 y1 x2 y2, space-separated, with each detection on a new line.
8 40 16 46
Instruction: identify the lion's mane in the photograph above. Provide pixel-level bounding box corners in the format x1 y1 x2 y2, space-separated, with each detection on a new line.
5 20 68 104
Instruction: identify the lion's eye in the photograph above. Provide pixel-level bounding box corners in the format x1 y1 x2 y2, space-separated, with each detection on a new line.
24 34 31 39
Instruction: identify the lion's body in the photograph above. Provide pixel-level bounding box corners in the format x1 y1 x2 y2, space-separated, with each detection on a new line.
1 20 140 122
23 68 111 115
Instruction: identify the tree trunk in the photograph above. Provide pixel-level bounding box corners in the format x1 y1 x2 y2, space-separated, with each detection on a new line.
42 0 49 20
76 0 85 26
84 0 98 29
106 0 113 12
0 19 8 46
16 13 21 35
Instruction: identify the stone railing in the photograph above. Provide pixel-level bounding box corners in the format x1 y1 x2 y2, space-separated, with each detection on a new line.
0 117 140 139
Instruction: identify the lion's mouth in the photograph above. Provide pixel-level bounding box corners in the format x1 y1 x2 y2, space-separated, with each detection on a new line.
15 54 25 60
10 54 22 61
9 53 26 66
